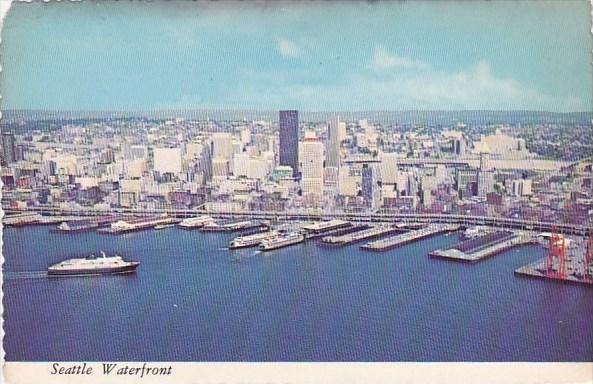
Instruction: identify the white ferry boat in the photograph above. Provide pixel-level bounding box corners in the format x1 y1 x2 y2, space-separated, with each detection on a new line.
178 215 214 229
47 252 139 276
259 232 305 251
229 231 279 249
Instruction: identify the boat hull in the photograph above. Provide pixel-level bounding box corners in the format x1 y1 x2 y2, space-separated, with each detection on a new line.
259 237 305 251
229 242 260 249
47 262 139 277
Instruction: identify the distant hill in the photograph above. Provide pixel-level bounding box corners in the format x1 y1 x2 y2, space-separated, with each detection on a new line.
1 109 591 126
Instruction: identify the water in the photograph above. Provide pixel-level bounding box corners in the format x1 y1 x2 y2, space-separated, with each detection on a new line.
3 226 592 361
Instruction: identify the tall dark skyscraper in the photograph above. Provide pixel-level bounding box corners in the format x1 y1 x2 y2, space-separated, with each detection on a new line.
1 132 17 166
279 110 299 177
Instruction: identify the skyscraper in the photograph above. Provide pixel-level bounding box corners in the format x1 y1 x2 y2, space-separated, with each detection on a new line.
153 147 183 175
301 132 324 203
362 163 380 209
1 132 17 166
279 110 299 178
211 132 233 160
326 115 340 168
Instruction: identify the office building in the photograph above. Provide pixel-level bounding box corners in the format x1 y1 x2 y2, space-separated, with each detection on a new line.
153 147 183 175
212 132 233 160
301 132 324 202
362 164 380 209
326 116 341 168
1 132 17 165
279 110 299 177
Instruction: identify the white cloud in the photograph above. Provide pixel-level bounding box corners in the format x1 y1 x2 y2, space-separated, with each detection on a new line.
199 45 586 112
371 45 428 71
277 60 580 111
278 39 303 59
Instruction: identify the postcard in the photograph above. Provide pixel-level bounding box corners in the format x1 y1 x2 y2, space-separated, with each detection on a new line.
0 0 592 383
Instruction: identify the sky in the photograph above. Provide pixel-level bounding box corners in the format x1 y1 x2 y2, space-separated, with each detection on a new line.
1 0 592 112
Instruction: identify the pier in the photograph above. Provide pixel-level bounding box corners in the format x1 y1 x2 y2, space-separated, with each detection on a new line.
514 235 593 286
305 223 368 239
200 220 267 232
50 216 121 233
301 219 352 238
361 224 459 251
3 213 92 227
320 225 400 247
98 216 178 234
430 231 536 262
514 259 593 286
5 205 589 236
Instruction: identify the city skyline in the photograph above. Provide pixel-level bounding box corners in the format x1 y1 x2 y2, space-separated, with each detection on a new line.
1 1 591 112
2 0 592 370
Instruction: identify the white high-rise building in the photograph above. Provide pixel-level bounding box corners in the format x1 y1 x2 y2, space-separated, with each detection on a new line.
247 158 269 180
326 116 341 168
184 142 204 160
240 128 251 147
212 157 230 179
301 133 324 201
338 166 360 197
153 147 183 175
212 133 233 160
124 159 146 178
232 140 242 156
380 152 400 184
338 121 347 144
233 153 250 177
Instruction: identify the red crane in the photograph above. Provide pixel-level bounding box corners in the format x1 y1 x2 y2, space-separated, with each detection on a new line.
545 230 567 279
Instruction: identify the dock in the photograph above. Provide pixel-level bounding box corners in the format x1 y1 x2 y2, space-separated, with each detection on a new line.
430 231 536 262
50 216 121 233
514 258 593 286
2 212 43 226
98 216 177 234
305 223 368 239
3 213 91 227
361 224 459 251
301 219 353 238
319 225 400 247
200 220 267 232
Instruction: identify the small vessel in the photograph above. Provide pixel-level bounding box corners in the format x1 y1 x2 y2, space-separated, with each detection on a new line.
178 215 214 229
259 232 305 251
47 251 140 276
154 224 175 230
52 220 99 233
229 230 279 249
461 226 493 240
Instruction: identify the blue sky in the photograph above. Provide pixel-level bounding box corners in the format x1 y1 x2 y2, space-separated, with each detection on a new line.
1 0 591 112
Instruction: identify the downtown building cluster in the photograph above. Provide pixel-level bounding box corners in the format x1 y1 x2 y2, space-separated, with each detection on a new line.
1 112 592 226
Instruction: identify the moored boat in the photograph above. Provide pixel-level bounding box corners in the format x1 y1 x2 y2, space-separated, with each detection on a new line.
259 232 305 251
229 230 279 249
